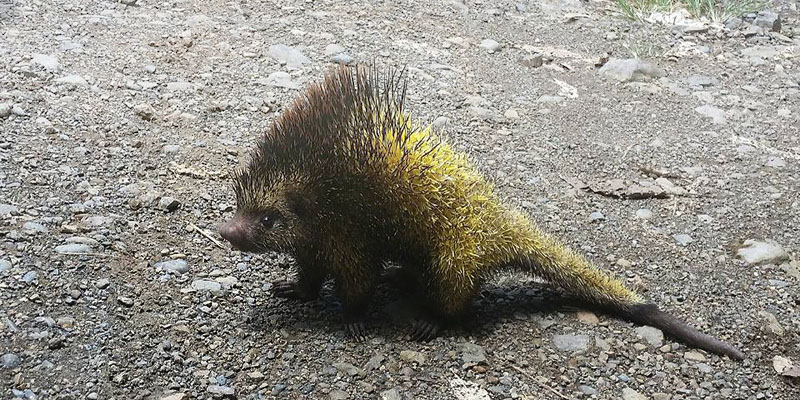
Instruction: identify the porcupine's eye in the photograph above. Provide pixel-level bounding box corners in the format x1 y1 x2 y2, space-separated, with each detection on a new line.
261 212 280 229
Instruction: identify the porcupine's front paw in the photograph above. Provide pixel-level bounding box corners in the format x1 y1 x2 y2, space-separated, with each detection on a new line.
270 280 316 301
344 320 368 342
410 319 441 342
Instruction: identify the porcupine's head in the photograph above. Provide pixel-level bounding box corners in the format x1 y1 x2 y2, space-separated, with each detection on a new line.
219 166 312 253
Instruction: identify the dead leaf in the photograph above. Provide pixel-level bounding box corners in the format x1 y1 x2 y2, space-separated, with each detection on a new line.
773 356 800 378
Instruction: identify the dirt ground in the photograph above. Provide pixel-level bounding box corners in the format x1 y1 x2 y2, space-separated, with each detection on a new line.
1 0 799 399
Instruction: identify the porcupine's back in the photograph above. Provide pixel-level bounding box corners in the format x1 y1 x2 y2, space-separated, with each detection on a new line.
240 65 519 262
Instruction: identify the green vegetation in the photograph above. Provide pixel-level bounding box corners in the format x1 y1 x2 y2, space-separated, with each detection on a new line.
615 0 767 22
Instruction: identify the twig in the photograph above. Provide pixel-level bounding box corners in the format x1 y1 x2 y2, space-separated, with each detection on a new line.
509 365 569 400
189 222 226 249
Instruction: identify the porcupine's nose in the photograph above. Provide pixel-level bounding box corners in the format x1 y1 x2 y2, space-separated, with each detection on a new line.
219 218 249 250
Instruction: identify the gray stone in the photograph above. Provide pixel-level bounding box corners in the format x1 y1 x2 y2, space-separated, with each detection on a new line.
553 334 590 352
0 259 10 273
468 106 495 120
82 215 113 228
741 46 780 58
399 350 426 364
479 39 501 53
55 74 88 87
635 208 653 220
781 261 800 280
578 385 597 395
192 280 223 292
2 353 21 369
365 354 384 370
134 104 155 120
333 362 364 377
22 222 47 233
635 326 664 347
0 204 19 215
260 72 299 89
165 82 194 92
268 44 309 69
765 156 786 168
460 342 487 366
599 58 665 82
325 44 346 56
684 351 706 361
432 116 449 129
158 196 181 212
162 144 181 153
736 239 788 265
695 104 727 124
95 278 110 289
330 53 354 65
32 54 60 72
743 24 763 37
216 276 239 289
759 310 785 336
449 377 492 400
673 233 693 246
55 243 92 254
655 177 687 196
520 53 543 67
207 385 235 396
622 388 647 400
156 259 188 274
536 95 564 103
22 271 37 283
329 389 348 400
117 296 135 307
685 75 718 88
588 211 605 222
697 363 712 374
380 388 402 400
0 103 11 118
753 11 781 32
736 144 756 155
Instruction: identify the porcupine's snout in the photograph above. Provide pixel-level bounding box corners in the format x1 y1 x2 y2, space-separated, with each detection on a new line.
219 217 254 251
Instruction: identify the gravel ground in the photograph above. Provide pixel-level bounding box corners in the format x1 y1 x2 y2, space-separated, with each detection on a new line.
2 0 800 399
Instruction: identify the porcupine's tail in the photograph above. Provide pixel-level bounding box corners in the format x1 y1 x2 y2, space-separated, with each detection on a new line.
512 224 745 361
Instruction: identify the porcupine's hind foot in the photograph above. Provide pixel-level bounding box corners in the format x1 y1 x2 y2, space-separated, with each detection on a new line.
410 319 441 342
270 280 317 302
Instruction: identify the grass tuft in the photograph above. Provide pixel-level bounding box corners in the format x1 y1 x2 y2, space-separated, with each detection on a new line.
615 0 768 23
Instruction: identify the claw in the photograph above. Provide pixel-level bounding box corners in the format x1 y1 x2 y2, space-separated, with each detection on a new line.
271 280 315 301
345 321 367 342
410 319 440 342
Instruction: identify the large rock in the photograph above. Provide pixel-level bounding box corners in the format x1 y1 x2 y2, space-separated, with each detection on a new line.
736 239 788 265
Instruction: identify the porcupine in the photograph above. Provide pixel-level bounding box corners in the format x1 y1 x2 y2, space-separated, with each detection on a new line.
219 64 744 361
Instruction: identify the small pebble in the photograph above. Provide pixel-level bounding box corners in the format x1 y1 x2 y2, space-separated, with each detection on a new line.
552 334 590 352
673 233 693 246
479 39 501 53
588 211 605 222
156 259 189 274
117 296 135 307
399 350 426 364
